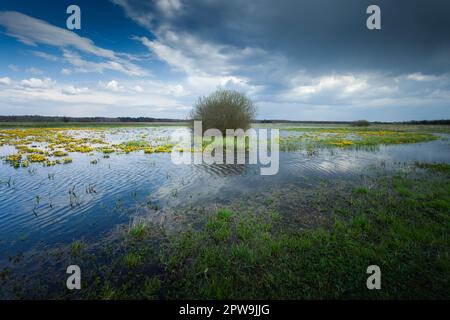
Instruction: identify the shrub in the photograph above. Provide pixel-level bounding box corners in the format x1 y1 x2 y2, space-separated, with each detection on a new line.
351 120 370 127
190 90 256 134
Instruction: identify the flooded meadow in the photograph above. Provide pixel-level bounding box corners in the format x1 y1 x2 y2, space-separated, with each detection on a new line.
0 124 449 299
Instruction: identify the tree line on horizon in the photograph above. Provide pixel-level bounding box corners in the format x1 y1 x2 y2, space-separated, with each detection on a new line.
0 115 449 125
0 115 183 123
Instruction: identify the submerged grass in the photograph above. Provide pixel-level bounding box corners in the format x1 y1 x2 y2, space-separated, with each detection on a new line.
1 124 446 169
129 222 148 241
414 162 450 175
0 127 177 168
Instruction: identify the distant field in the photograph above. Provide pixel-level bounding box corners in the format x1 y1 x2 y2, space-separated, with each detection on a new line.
1 121 450 133
256 123 450 133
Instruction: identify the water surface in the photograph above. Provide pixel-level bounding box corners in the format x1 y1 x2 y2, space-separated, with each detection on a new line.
0 127 449 261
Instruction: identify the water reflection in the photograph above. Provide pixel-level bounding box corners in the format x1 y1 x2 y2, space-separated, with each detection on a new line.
193 163 248 177
0 128 449 261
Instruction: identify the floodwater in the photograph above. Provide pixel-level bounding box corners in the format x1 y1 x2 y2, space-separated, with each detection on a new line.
0 127 449 262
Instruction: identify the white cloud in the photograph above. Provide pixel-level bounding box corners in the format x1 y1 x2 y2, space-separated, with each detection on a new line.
156 0 182 17
111 0 155 30
133 85 144 92
0 11 114 57
135 31 265 98
61 68 72 75
406 73 438 82
101 80 124 92
32 51 61 62
0 77 12 86
8 64 19 72
0 11 148 76
61 85 89 95
26 67 43 75
0 70 448 120
97 79 188 97
62 50 147 76
0 77 193 118
135 32 238 76
111 0 183 29
20 77 55 88
278 73 389 104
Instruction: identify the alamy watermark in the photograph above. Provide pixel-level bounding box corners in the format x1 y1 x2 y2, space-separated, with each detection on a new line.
366 265 381 290
366 5 381 30
66 5 81 30
66 265 81 290
65 4 380 32
65 263 381 291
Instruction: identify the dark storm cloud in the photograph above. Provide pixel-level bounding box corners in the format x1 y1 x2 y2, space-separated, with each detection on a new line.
140 0 450 75
106 0 450 121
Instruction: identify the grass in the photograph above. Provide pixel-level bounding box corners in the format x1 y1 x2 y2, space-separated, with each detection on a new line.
27 154 47 162
279 129 438 151
62 157 73 164
355 186 369 194
1 124 446 169
70 241 85 257
414 162 450 174
1 162 448 299
279 123 450 134
0 127 177 168
0 122 448 299
158 167 449 299
52 150 68 157
123 252 144 268
129 223 148 241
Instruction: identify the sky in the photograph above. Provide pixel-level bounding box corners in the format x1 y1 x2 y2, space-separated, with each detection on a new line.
0 0 449 121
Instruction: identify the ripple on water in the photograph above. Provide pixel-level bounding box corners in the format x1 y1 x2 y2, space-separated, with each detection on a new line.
0 129 449 259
